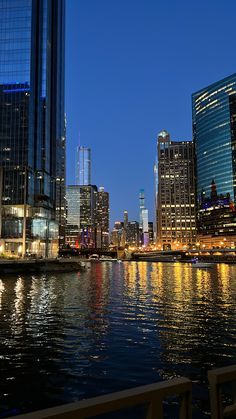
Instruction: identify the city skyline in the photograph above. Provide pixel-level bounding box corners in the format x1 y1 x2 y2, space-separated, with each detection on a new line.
65 0 236 226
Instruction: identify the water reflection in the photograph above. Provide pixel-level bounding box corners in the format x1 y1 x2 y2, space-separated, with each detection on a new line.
0 262 236 418
0 279 5 310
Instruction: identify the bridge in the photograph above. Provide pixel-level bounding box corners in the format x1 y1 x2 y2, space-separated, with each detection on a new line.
59 247 118 258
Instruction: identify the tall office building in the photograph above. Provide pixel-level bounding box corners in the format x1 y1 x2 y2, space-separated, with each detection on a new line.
148 222 154 244
138 189 149 246
0 0 65 257
156 130 196 250
123 210 128 244
124 211 128 231
65 186 80 247
154 161 158 242
95 186 109 248
110 221 125 248
141 208 149 246
192 74 236 248
66 185 97 248
76 146 91 185
126 221 139 247
139 189 145 227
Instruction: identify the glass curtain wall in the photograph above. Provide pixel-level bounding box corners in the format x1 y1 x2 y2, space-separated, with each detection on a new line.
0 0 65 257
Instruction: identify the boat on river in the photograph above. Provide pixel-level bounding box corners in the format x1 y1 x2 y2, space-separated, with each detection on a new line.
100 256 118 262
191 258 214 268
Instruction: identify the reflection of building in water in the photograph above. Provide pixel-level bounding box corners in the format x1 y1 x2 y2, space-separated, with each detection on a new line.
192 73 236 248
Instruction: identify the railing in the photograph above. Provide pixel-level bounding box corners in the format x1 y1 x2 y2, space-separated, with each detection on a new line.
14 377 192 419
208 364 236 419
9 365 236 418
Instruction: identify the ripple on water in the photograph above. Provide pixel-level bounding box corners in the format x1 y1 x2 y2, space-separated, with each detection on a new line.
0 263 236 418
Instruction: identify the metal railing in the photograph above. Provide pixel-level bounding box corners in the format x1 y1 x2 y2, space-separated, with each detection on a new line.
208 364 236 419
14 377 192 419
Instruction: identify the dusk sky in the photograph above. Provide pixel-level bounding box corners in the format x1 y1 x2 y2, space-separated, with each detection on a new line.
65 0 236 227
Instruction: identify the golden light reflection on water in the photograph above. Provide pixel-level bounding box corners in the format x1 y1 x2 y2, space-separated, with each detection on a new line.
0 279 5 310
138 262 148 289
0 263 236 419
123 261 138 293
217 264 231 301
12 277 24 330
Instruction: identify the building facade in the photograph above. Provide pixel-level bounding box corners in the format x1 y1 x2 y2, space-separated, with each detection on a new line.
138 189 149 246
110 221 125 248
0 0 65 257
126 221 139 247
141 208 149 247
66 185 97 248
148 222 154 244
95 187 109 248
76 146 91 186
192 74 236 248
156 130 196 250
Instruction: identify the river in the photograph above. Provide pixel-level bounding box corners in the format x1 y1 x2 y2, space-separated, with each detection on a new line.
0 261 236 418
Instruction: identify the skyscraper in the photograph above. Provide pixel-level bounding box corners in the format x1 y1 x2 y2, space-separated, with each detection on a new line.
76 146 91 185
141 208 149 247
0 0 65 257
156 130 196 250
139 189 145 228
138 189 149 246
66 185 97 248
124 211 128 231
95 186 109 248
192 74 236 248
126 221 139 247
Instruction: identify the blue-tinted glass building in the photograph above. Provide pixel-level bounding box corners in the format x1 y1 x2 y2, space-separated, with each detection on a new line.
0 0 65 257
192 74 236 247
76 146 91 186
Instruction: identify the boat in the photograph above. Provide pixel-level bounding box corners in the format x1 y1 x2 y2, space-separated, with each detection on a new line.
100 256 117 261
89 254 100 261
191 258 214 268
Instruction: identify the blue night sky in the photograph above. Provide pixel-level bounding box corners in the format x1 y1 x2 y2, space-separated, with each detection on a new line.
65 0 236 228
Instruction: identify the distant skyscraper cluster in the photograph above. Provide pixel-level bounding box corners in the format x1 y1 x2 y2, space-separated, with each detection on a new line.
66 146 110 249
110 194 154 250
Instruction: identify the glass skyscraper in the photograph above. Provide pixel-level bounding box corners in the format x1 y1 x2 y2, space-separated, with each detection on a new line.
0 0 65 257
192 74 236 248
76 146 91 185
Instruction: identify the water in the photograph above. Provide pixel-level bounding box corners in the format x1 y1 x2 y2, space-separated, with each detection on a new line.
0 261 236 418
